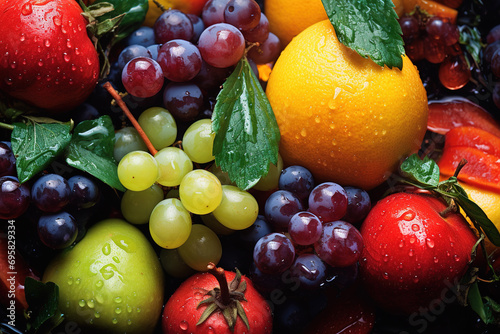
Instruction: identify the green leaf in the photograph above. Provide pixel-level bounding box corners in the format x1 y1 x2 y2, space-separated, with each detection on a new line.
11 119 72 183
449 184 500 247
321 0 405 69
65 116 126 192
212 58 280 190
468 281 497 325
24 277 64 334
459 25 484 66
400 154 440 187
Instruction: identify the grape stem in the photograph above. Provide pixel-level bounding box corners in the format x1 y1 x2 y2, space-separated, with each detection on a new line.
102 82 158 156
0 121 14 131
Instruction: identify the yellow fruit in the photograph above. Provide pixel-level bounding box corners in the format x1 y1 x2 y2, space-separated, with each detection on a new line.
266 20 428 190
265 0 404 47
144 0 207 27
43 219 164 334
458 181 500 253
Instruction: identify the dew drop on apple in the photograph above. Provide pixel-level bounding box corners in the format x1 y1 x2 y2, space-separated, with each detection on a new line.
180 320 189 331
408 249 414 257
426 238 435 248
433 257 439 263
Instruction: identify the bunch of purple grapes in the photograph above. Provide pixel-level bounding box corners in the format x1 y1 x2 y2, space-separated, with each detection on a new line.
0 143 100 249
483 24 500 108
118 0 281 122
249 165 371 292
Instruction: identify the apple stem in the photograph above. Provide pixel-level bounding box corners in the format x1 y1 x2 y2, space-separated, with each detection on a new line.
440 200 458 217
102 82 158 156
207 262 231 306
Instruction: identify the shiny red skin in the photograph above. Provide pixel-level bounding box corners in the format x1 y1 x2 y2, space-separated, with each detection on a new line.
162 271 273 334
0 0 99 112
359 192 477 315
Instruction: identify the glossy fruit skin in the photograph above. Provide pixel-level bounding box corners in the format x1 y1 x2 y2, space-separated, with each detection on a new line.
359 192 477 315
266 20 428 190
0 0 100 112
43 219 164 333
162 270 273 334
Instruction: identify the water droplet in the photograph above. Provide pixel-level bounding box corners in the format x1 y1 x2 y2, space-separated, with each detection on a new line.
67 277 73 285
398 240 404 248
44 39 51 47
207 327 215 334
136 307 141 313
112 318 118 325
300 128 307 137
87 300 95 308
95 280 103 289
409 236 416 244
127 305 133 313
20 34 26 42
194 291 204 300
408 249 414 257
433 257 439 263
180 320 189 331
53 17 62 26
426 239 435 248
454 255 460 262
127 319 132 325
21 2 32 15
66 39 72 48
383 272 389 280
403 211 416 221
95 294 104 304
383 254 389 262
78 299 86 308
63 53 70 62
115 307 122 314
94 311 100 318
413 276 419 284
114 297 122 304
398 262 403 270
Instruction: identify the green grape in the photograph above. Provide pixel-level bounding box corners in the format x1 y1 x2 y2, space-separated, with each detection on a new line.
117 151 159 191
154 147 193 187
113 127 148 162
253 153 283 191
201 213 235 235
166 188 179 199
138 107 177 150
160 248 195 279
178 224 222 271
212 185 259 230
179 169 222 215
182 119 215 164
121 184 164 224
208 163 235 186
149 198 192 249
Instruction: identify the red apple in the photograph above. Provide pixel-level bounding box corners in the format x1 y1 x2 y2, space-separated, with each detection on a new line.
359 192 477 315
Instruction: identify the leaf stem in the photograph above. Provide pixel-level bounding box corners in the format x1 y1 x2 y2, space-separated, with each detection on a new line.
102 82 157 156
207 262 231 306
0 121 14 131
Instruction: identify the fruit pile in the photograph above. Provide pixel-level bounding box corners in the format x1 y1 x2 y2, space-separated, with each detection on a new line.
1 0 500 333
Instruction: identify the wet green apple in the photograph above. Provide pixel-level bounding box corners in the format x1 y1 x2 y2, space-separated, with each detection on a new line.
43 218 164 333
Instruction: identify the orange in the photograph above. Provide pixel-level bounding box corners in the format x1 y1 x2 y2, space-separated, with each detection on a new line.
266 20 428 190
143 0 207 27
264 0 404 47
456 180 500 254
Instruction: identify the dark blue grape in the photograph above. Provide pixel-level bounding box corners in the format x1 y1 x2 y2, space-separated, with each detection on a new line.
37 211 78 249
238 215 273 248
117 45 150 69
0 141 16 177
31 174 71 213
0 176 30 219
126 26 156 47
163 82 204 122
68 175 100 209
147 44 162 61
289 254 326 290
342 186 371 225
264 190 303 231
187 14 205 43
278 165 314 202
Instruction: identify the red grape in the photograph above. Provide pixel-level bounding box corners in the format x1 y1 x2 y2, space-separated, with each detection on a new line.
253 233 296 274
122 57 164 98
242 12 269 43
308 182 347 223
157 39 202 82
154 9 194 44
202 0 230 27
288 211 323 246
438 54 471 90
197 23 245 68
224 0 261 31
247 32 281 64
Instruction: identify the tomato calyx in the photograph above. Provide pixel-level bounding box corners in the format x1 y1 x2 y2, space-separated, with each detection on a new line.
196 263 250 332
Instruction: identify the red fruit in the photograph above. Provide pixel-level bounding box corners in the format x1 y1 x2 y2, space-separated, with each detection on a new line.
0 0 100 112
438 146 500 192
162 263 273 334
444 126 500 157
427 97 500 137
0 232 39 311
359 192 477 315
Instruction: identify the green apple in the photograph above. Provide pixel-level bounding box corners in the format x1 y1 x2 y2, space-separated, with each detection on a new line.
43 219 164 333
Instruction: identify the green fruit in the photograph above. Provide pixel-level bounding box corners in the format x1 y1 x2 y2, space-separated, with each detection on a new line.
43 219 164 333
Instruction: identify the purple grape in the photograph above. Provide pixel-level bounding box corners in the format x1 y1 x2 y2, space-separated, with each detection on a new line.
0 142 16 177
264 190 304 231
122 57 164 98
117 45 151 69
197 23 245 68
484 40 500 64
154 9 194 44
278 165 314 202
187 14 205 43
487 24 500 44
253 233 295 274
31 174 71 213
163 82 204 122
321 263 359 290
238 215 273 247
308 182 347 223
126 26 156 47
37 211 78 249
399 15 419 42
314 220 364 267
288 211 322 246
248 262 283 296
491 49 500 78
201 0 230 27
193 61 233 93
242 12 269 43
223 0 261 31
247 32 281 64
289 254 327 290
146 44 162 61
342 186 371 225
0 176 30 219
157 39 202 82
67 175 100 209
